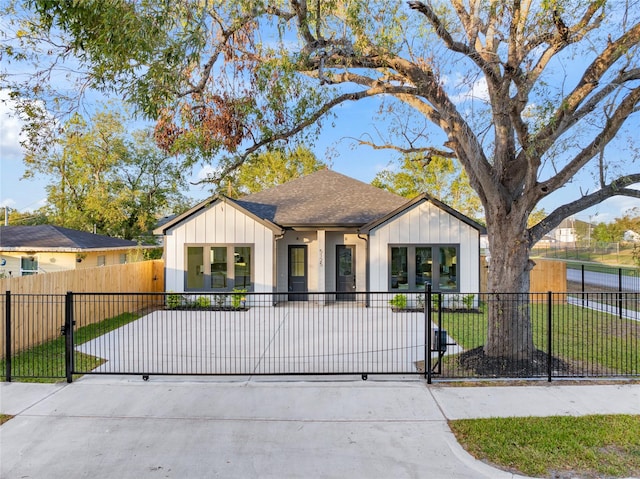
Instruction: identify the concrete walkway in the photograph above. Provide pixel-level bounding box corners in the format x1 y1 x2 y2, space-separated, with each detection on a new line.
1 377 639 479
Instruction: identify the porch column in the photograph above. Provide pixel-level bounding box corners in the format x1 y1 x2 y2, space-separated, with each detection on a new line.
318 229 326 303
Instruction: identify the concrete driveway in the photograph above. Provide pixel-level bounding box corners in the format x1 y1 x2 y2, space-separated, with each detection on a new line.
2 377 639 479
76 305 460 376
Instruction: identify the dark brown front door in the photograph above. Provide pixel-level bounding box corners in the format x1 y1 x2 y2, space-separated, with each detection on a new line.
336 245 356 300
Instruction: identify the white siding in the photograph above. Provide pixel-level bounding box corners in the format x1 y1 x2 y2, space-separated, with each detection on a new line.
368 201 480 293
274 231 367 293
163 200 275 292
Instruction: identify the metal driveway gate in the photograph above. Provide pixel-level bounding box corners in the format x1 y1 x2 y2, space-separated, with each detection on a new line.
71 292 431 380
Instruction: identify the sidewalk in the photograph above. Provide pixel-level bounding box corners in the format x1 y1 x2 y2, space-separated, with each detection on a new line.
1 377 639 479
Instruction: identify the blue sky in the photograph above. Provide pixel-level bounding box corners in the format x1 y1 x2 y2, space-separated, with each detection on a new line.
2 3 639 226
1 85 639 225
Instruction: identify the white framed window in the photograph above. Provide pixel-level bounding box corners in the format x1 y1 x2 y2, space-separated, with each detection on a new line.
97 255 106 266
185 244 253 291
119 253 128 264
390 245 459 292
20 256 38 276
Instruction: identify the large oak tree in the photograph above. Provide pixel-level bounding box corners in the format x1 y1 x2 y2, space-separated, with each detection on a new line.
4 0 640 361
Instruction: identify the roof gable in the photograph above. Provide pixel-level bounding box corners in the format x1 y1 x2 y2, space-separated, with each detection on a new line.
0 225 139 251
154 196 284 235
359 193 487 234
234 169 407 227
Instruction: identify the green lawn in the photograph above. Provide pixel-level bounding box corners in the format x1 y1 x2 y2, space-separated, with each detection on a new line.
1 312 141 382
531 245 639 267
0 414 12 425
437 302 639 375
450 414 640 478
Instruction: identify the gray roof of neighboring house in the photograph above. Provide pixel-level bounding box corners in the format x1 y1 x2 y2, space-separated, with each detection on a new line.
234 169 408 227
0 225 140 251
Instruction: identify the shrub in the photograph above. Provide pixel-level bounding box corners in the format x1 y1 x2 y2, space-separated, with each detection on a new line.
231 288 247 309
462 294 475 310
166 292 184 309
194 296 211 308
389 294 408 309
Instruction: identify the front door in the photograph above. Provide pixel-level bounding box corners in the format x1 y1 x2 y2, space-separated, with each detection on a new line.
336 245 356 300
288 245 308 301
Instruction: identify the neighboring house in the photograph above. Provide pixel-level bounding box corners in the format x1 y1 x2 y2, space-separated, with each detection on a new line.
623 230 640 242
552 217 578 243
533 234 557 248
0 225 148 277
548 217 594 245
154 170 485 301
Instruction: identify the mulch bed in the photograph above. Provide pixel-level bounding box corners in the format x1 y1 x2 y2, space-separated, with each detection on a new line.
457 347 574 377
165 306 249 312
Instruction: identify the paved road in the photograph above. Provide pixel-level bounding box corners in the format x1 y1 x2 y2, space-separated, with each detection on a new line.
567 268 639 291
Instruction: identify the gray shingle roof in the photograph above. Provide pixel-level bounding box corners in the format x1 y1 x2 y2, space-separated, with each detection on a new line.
234 169 407 226
0 225 139 251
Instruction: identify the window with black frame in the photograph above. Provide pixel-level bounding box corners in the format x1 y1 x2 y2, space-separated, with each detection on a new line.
389 245 459 292
185 244 253 291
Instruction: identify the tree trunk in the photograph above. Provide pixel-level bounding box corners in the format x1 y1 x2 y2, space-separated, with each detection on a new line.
484 211 535 361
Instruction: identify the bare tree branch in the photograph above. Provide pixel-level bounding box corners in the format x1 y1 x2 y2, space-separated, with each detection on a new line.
530 174 640 244
535 85 640 202
344 138 456 159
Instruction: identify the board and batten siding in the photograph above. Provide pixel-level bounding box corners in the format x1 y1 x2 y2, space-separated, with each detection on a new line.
368 200 480 293
163 200 275 292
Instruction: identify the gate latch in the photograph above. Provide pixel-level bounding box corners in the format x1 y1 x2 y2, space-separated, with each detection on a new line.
60 321 76 336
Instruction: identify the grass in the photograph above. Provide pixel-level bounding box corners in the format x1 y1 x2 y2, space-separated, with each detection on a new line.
0 414 13 426
531 244 639 267
1 312 141 382
436 301 639 376
449 414 640 478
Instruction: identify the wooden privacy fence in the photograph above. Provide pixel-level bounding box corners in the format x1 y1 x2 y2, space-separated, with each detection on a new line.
480 258 566 294
3 258 566 359
1 260 164 357
0 260 164 295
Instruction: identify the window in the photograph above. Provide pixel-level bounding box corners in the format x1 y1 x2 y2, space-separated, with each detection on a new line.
97 255 106 266
390 245 459 292
210 247 227 288
20 256 38 276
186 245 253 291
234 246 251 289
119 253 128 264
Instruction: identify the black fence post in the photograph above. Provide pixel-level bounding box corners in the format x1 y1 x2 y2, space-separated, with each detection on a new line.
5 291 11 382
425 284 431 383
64 291 75 383
618 268 623 319
581 264 585 307
547 291 553 383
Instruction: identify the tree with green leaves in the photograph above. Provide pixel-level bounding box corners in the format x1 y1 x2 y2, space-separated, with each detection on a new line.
216 145 328 198
22 109 190 240
4 206 49 225
4 1 640 362
372 153 483 221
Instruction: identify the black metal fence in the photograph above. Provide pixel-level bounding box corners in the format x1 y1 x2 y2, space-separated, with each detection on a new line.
2 290 638 382
568 264 640 293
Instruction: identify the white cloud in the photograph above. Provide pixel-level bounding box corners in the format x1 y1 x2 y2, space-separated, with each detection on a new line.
196 164 217 181
0 90 26 160
449 75 490 104
0 198 16 208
